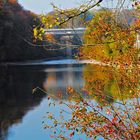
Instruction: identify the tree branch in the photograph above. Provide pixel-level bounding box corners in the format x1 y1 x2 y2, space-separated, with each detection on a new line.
54 0 103 25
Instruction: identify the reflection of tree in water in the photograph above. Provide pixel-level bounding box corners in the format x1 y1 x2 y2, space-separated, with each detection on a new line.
41 64 139 105
43 66 84 100
83 64 140 106
43 65 140 140
0 66 45 140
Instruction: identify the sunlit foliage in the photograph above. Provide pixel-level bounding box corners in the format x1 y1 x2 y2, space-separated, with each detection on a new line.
8 0 17 4
32 0 140 139
83 64 140 104
41 63 140 140
80 10 139 65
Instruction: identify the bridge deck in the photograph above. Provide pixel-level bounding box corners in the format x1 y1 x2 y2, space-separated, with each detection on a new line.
45 28 85 35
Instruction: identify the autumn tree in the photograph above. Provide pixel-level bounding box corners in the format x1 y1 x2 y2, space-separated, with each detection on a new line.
80 9 139 66
33 0 140 139
0 0 64 62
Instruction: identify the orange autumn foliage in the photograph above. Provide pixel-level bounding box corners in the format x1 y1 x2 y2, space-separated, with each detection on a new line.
80 10 139 65
8 0 17 4
45 34 55 42
132 19 140 31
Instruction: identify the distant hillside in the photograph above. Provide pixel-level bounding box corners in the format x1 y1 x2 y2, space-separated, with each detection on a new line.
45 10 94 28
45 8 139 29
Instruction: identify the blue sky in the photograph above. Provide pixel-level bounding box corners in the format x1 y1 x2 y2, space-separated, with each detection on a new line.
18 0 86 14
18 0 131 14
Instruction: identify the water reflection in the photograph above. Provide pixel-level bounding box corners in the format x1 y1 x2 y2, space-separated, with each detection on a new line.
0 66 45 140
82 64 139 105
43 65 84 99
42 64 139 105
41 64 140 140
0 64 84 140
0 63 139 140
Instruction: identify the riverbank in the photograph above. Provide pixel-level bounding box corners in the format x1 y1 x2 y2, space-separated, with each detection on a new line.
0 1 77 62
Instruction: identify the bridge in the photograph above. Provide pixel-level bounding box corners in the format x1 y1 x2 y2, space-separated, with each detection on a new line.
44 28 86 55
45 28 86 35
44 28 86 48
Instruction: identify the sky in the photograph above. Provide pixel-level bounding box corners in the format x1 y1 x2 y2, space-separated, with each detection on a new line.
18 0 87 14
18 0 131 14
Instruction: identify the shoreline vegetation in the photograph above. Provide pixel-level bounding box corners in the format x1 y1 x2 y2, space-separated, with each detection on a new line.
0 0 76 63
1 0 139 63
0 1 140 140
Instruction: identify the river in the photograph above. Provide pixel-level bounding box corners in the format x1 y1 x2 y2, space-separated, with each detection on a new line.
0 60 85 140
0 59 139 140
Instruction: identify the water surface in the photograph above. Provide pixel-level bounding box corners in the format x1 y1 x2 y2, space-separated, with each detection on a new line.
0 60 139 140
0 61 84 140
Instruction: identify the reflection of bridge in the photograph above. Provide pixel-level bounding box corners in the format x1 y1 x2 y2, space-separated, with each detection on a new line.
45 28 85 35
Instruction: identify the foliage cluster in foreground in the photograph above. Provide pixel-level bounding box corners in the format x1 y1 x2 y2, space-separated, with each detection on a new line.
38 64 140 140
